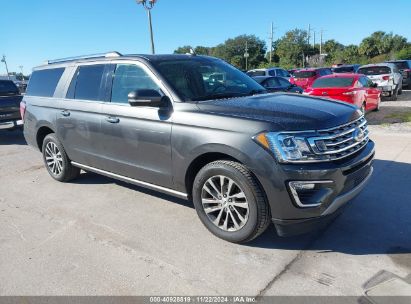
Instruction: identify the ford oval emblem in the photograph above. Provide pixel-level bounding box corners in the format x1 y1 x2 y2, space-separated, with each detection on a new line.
353 127 365 142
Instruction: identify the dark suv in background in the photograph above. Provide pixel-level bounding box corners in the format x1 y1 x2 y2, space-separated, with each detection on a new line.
386 60 411 89
22 52 374 243
0 79 23 128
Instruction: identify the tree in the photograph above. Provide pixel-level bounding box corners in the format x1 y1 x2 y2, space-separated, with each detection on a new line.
174 45 193 54
210 35 266 69
194 46 210 55
275 29 310 68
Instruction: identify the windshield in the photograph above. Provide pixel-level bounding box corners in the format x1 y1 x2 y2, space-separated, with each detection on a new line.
293 71 316 78
0 80 19 95
389 61 409 70
312 77 354 88
152 57 265 101
358 66 391 75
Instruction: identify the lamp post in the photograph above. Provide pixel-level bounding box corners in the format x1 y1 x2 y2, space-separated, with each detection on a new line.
1 55 10 80
136 0 157 54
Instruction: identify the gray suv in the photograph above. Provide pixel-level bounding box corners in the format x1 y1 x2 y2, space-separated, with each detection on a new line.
22 52 374 243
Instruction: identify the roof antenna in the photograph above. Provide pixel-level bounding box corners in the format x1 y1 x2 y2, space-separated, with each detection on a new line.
186 48 196 56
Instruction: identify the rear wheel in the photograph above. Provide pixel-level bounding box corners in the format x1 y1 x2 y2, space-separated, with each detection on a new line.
390 86 398 101
42 133 80 182
192 160 270 243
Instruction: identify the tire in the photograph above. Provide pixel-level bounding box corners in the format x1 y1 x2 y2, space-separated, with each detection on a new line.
42 133 80 182
398 85 403 95
373 98 381 112
192 160 270 243
390 88 398 101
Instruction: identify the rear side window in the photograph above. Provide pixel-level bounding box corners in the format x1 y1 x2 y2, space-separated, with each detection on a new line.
67 65 105 101
268 70 276 76
26 68 65 97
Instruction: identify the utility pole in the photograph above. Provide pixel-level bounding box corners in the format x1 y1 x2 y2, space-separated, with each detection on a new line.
269 22 274 63
19 65 24 83
313 31 316 49
1 55 10 80
307 24 311 45
244 41 249 70
136 0 157 54
320 29 324 55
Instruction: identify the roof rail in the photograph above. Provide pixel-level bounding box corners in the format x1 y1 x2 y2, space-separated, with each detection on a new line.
46 51 122 65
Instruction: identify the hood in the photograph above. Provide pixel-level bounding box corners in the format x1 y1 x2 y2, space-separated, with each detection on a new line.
196 93 360 131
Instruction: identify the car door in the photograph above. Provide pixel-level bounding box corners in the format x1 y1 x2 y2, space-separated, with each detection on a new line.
360 76 378 109
56 64 109 168
99 62 174 188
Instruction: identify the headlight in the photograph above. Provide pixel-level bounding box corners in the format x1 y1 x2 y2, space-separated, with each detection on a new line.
254 132 321 163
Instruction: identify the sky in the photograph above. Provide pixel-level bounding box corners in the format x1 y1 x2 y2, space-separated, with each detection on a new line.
1 0 411 74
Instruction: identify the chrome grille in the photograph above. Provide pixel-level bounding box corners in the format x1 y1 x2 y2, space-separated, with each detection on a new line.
307 116 369 161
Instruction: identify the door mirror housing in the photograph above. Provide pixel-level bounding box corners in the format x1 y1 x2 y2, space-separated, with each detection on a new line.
128 89 168 107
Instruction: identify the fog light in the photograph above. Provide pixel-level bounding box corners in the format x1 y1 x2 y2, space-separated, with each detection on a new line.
288 181 334 208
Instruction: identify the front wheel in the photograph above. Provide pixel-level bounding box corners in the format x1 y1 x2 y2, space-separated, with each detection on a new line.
42 133 80 182
192 160 270 243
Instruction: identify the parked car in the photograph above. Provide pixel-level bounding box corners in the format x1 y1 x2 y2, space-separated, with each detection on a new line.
332 64 361 74
22 52 374 243
246 68 291 80
288 68 300 76
385 60 411 89
304 73 381 113
0 80 23 128
290 68 333 89
253 76 303 94
357 63 402 101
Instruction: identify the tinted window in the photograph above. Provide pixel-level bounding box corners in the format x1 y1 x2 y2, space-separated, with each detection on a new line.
358 66 391 75
111 64 160 104
264 78 280 87
333 66 354 73
312 77 354 88
359 77 373 87
268 70 277 76
152 57 264 101
389 61 409 70
247 70 266 77
294 71 316 78
277 77 291 87
0 80 19 95
67 65 105 101
26 68 65 97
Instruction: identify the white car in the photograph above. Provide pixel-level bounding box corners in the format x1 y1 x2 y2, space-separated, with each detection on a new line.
357 63 403 101
246 68 291 81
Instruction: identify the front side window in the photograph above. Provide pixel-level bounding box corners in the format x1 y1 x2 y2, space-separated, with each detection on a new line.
26 68 65 97
277 77 291 87
67 65 105 101
152 57 265 101
111 64 160 104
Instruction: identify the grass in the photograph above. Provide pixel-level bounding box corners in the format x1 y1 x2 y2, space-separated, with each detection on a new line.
386 111 411 123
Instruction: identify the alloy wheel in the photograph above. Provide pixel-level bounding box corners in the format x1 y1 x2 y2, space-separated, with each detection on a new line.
201 175 249 232
45 142 63 175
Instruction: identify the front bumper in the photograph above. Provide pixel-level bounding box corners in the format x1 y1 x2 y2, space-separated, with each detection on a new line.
273 166 373 236
252 140 375 236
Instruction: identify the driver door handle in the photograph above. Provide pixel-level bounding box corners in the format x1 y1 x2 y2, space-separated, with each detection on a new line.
61 110 70 117
106 116 120 124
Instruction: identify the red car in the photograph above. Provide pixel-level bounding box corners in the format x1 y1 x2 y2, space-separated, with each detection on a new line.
304 73 381 113
290 68 332 90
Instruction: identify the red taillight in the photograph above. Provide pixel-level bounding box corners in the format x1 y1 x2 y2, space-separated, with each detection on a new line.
382 76 390 81
20 101 26 121
342 90 357 96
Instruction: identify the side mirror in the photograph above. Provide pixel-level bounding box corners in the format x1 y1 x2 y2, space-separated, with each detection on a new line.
128 89 168 107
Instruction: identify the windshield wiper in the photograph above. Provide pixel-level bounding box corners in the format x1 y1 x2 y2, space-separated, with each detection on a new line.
193 89 267 102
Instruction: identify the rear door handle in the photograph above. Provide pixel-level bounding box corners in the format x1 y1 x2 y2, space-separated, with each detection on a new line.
61 110 70 117
106 116 120 123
